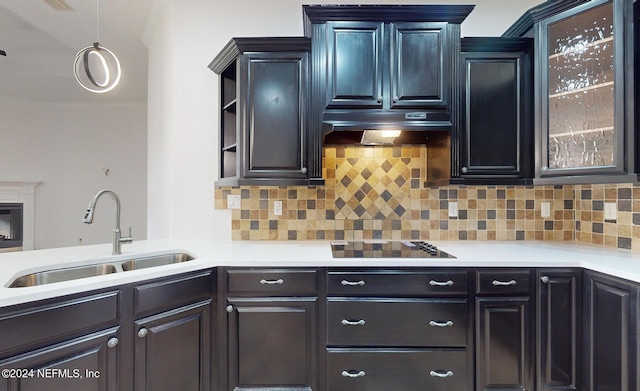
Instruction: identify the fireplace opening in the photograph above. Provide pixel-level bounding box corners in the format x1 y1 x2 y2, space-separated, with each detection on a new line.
0 203 23 250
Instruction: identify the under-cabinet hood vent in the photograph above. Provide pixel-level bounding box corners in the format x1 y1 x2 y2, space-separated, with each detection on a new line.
321 111 452 145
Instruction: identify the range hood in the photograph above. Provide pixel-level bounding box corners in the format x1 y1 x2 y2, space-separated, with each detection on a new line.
321 110 452 145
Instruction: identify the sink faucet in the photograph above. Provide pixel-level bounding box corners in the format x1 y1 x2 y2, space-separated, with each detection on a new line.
83 189 133 255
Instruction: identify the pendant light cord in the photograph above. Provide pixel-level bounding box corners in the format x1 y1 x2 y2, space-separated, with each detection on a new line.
96 0 100 43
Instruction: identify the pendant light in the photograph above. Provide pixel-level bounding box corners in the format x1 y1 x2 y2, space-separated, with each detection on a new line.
73 0 121 93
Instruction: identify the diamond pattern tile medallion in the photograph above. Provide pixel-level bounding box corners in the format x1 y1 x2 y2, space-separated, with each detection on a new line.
334 148 412 219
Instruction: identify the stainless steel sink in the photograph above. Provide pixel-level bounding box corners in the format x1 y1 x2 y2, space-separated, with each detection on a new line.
121 253 195 271
8 264 118 288
6 251 197 288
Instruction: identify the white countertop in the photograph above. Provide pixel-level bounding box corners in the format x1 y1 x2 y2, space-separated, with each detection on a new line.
1 239 640 308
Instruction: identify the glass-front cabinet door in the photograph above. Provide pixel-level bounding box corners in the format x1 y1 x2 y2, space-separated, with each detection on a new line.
535 0 636 184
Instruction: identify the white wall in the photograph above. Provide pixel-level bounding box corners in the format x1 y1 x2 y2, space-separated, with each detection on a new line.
145 0 544 241
0 97 147 249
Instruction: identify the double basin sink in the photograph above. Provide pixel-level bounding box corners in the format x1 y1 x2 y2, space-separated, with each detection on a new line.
7 252 195 288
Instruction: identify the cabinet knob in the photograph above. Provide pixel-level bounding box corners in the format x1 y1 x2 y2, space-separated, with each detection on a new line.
393 96 399 102
541 275 550 284
301 167 307 174
342 370 365 378
377 96 383 103
107 337 119 348
542 166 549 172
461 166 468 174
226 305 234 313
429 370 454 378
137 328 148 338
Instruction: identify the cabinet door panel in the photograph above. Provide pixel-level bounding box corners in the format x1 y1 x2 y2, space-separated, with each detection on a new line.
134 300 211 391
463 56 520 175
476 297 532 391
585 273 637 391
537 270 582 391
326 21 384 108
227 297 317 390
0 327 119 391
243 53 307 178
391 22 447 108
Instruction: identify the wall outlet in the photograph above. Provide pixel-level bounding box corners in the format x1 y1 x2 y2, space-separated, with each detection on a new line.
227 194 241 210
541 202 551 218
448 202 458 218
274 200 283 216
604 202 617 220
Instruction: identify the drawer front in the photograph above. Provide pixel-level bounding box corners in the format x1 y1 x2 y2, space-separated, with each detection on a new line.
327 299 468 347
226 269 318 295
134 270 212 316
327 349 468 391
327 271 468 296
0 291 119 355
476 270 531 295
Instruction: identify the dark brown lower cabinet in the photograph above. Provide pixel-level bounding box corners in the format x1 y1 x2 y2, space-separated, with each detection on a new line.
0 327 119 391
537 269 582 391
0 269 215 391
134 300 211 391
584 271 639 391
326 349 467 391
226 297 317 390
476 297 533 391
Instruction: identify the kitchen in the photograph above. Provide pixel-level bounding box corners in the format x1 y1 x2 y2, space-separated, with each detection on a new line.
1 0 640 391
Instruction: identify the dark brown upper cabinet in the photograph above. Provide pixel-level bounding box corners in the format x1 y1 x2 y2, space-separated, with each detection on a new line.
302 5 474 149
323 20 450 111
209 38 323 186
450 37 534 186
505 0 637 185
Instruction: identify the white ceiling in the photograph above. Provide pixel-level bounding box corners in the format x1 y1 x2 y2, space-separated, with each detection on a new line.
0 0 152 103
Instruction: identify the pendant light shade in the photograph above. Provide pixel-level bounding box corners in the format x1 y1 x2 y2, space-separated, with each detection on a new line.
74 42 121 93
73 0 121 93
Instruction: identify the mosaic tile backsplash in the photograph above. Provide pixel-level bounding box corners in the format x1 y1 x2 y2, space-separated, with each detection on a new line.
214 146 640 251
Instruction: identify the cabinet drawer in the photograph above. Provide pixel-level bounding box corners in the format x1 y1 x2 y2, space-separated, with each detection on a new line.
327 349 468 391
226 269 317 295
328 270 468 296
476 270 531 295
0 291 119 355
134 270 212 316
327 299 468 347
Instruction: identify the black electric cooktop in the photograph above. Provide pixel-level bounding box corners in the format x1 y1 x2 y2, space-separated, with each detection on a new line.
330 240 455 258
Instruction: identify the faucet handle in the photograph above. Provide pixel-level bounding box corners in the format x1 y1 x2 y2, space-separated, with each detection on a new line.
120 227 133 244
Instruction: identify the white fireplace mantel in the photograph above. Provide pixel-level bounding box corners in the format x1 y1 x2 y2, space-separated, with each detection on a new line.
0 182 40 250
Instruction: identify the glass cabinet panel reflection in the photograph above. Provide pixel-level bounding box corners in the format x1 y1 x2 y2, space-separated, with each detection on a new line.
547 1 615 169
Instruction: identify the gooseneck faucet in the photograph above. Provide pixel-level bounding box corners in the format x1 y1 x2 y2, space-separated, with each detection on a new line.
83 189 133 255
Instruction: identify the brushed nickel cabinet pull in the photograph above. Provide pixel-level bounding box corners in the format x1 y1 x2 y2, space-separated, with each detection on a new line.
341 319 366 326
430 370 454 378
429 280 454 286
342 370 365 378
492 279 517 286
429 320 454 327
260 278 284 285
341 280 365 286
